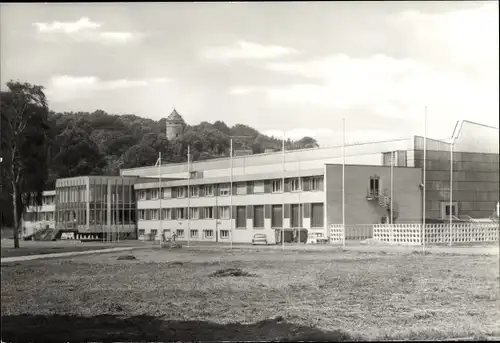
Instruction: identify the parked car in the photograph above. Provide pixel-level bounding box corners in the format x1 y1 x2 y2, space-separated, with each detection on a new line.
307 232 328 244
252 233 268 245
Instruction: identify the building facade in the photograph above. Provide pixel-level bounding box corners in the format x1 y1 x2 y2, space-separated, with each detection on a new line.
22 120 498 242
22 190 56 237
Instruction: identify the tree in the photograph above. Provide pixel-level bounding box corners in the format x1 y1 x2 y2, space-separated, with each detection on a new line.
1 81 52 248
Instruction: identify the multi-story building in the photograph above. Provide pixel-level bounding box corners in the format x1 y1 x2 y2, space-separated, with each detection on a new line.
22 190 56 237
21 120 499 242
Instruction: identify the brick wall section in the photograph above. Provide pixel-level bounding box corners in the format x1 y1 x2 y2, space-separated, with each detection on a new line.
325 164 422 225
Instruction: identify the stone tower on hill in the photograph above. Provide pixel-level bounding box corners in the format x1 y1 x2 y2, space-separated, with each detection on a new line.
165 108 186 140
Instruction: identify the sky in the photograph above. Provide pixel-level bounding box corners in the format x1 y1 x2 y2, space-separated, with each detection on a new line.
1 2 498 146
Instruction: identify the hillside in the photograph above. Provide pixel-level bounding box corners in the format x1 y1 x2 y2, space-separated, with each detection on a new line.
46 110 319 187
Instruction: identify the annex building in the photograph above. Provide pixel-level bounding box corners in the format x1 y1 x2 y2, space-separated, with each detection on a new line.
22 120 499 243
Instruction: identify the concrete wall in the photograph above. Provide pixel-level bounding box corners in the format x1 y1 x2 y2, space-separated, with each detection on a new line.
325 164 422 226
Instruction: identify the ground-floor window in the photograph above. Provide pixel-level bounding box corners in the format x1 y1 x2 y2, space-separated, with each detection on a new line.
190 229 198 238
176 229 184 238
138 229 145 236
220 230 229 238
150 229 158 237
204 230 214 238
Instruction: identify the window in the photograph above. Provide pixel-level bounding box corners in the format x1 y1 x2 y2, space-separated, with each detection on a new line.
369 177 380 196
139 210 146 220
138 229 145 237
445 205 456 216
205 185 215 197
272 180 282 193
190 186 199 197
189 208 199 219
204 230 214 238
204 207 214 219
220 230 230 238
138 191 146 200
151 229 158 237
162 188 171 199
151 209 159 220
161 208 171 220
236 182 246 195
441 201 458 219
218 206 230 219
219 183 230 196
190 229 198 238
253 205 264 228
253 180 265 193
236 206 246 228
271 205 283 227
290 178 301 192
176 229 184 238
176 187 186 198
311 203 324 228
310 177 322 191
151 189 159 200
176 208 186 220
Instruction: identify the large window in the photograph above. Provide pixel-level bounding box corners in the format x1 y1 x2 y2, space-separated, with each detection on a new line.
151 209 159 220
218 206 230 219
236 182 246 195
162 188 171 199
310 177 322 191
253 180 265 193
189 208 200 219
161 208 172 220
204 207 214 219
138 191 146 200
290 178 301 192
272 180 283 193
253 205 264 228
220 230 230 238
190 186 199 197
175 187 186 198
219 184 230 196
190 229 198 238
236 206 246 228
176 229 184 238
311 203 324 228
205 184 215 197
176 208 186 220
271 205 283 227
139 210 146 220
204 230 214 238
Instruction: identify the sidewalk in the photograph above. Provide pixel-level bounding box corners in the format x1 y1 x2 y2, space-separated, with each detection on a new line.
0 246 139 264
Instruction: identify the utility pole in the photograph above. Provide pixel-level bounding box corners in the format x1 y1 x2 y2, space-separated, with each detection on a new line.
342 118 346 248
422 106 427 253
282 133 285 252
390 151 394 224
187 145 191 248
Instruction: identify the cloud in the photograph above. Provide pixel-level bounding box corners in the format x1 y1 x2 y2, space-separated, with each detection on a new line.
228 86 261 95
33 17 142 44
261 3 499 134
202 40 299 60
46 75 172 102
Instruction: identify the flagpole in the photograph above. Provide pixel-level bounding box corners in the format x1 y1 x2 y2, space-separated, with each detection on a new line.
187 146 191 249
298 149 302 244
342 118 346 248
230 138 233 249
422 106 427 253
390 151 394 224
282 133 285 252
449 137 454 247
159 152 163 247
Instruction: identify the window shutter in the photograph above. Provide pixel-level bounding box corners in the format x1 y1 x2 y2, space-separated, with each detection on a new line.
215 185 219 196
146 191 151 200
247 205 253 219
302 178 310 191
318 176 324 190
247 182 253 194
146 209 151 220
171 209 177 220
232 184 237 196
265 204 271 219
232 206 237 220
264 180 272 193
284 204 290 218
200 207 205 219
199 186 205 197
172 188 177 198
185 207 189 219
304 203 311 218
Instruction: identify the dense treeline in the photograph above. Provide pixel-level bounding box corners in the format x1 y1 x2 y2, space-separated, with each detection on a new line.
0 81 319 244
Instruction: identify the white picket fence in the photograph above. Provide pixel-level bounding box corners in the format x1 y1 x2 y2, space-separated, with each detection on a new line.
329 223 499 246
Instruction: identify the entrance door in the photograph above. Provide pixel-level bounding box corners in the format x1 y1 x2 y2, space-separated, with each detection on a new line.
163 229 171 241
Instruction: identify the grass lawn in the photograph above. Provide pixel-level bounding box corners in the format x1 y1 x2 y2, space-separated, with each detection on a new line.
1 247 499 342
